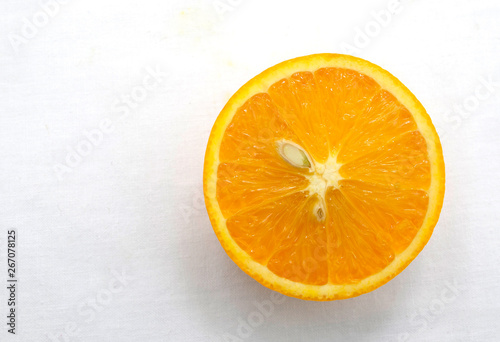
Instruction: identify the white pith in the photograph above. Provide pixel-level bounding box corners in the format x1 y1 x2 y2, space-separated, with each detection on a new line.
278 140 343 222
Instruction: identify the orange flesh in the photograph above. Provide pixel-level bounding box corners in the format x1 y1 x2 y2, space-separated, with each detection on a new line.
216 68 431 285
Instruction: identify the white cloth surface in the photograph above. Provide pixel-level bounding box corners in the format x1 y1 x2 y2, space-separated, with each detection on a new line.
0 0 499 341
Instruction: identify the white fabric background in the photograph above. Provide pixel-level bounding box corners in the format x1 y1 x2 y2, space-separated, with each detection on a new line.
1 0 499 341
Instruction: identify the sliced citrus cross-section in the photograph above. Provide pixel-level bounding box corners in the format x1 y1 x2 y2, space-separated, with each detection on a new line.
204 54 445 301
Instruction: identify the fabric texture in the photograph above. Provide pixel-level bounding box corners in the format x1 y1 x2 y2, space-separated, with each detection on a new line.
0 0 499 341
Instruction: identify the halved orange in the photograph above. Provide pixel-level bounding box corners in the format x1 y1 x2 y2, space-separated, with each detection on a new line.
204 54 445 301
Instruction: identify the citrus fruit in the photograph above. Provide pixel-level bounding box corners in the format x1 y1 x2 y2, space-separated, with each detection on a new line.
203 54 445 301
